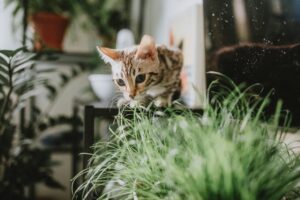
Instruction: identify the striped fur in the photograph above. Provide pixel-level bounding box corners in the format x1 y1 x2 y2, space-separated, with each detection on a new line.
97 35 183 107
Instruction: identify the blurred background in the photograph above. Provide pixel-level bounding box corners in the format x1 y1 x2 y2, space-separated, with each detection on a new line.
205 0 300 49
0 0 299 199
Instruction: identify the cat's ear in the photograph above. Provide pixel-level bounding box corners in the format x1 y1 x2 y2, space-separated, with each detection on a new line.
96 46 121 64
136 35 157 60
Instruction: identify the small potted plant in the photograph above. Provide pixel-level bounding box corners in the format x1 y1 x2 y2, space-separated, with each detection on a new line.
6 0 78 51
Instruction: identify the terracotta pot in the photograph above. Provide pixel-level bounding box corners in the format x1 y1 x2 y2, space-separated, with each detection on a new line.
31 12 70 51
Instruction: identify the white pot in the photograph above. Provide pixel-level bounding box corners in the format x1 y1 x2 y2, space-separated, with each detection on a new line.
88 74 116 102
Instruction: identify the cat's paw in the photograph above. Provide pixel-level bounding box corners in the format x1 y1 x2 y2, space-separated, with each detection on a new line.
129 100 140 108
117 98 141 108
117 98 129 107
154 98 169 107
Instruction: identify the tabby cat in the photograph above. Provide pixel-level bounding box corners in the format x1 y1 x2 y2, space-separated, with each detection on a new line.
97 35 183 107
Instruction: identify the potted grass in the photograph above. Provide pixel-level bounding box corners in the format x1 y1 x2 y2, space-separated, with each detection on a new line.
6 0 78 51
74 81 300 200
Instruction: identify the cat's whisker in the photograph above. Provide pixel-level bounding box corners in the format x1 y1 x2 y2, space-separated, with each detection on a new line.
111 93 122 102
110 96 122 107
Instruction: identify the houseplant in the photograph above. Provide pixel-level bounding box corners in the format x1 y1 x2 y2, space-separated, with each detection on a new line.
0 48 64 199
74 80 300 199
5 0 78 50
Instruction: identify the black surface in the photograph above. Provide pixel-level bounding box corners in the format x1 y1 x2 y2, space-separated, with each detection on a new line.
214 43 300 126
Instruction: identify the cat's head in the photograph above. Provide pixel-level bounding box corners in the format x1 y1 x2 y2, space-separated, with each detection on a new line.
97 35 160 101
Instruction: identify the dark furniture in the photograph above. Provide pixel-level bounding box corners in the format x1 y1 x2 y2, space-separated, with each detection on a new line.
83 103 203 168
83 102 119 168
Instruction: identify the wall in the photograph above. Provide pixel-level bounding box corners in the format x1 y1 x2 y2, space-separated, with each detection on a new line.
143 0 204 44
0 0 97 51
1 0 203 49
0 0 22 49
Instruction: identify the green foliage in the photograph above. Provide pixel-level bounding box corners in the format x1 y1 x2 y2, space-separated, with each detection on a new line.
0 48 37 134
0 48 64 200
75 81 300 199
5 0 78 17
79 0 130 45
5 0 130 47
0 144 63 200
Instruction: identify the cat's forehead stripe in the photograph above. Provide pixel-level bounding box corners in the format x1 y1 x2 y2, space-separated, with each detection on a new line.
123 54 135 76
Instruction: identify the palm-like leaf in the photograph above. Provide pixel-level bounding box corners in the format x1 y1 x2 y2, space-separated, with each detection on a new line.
0 48 67 198
0 48 37 124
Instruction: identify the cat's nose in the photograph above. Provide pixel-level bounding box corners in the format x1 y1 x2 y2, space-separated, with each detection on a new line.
128 90 136 99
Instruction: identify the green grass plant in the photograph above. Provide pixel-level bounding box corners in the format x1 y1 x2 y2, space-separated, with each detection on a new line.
74 80 300 200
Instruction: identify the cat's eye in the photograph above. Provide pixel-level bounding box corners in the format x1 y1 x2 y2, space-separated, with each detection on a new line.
135 74 146 84
116 79 125 86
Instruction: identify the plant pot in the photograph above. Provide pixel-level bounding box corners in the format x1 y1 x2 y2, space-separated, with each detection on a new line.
31 12 70 51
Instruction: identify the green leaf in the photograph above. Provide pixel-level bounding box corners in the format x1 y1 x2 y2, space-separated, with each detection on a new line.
14 79 47 96
0 87 5 97
0 55 8 66
0 50 14 57
0 64 8 74
0 47 26 59
13 62 34 73
12 53 36 71
12 47 26 55
0 73 8 85
0 47 26 63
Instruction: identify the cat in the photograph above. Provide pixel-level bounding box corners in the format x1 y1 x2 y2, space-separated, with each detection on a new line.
97 35 183 107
